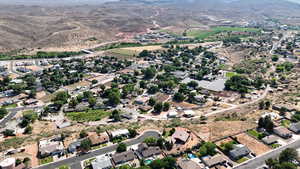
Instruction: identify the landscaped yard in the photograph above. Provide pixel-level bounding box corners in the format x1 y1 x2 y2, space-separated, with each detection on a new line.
39 156 53 165
270 143 281 149
66 109 111 122
247 129 266 140
226 72 238 78
236 157 249 163
281 119 291 128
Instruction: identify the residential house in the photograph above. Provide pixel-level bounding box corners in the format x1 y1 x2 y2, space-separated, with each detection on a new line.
134 96 149 105
24 99 38 105
38 137 64 157
273 126 293 139
289 122 300 134
183 110 195 118
229 144 251 160
262 135 278 145
88 132 109 146
167 110 178 118
201 154 227 168
68 139 84 153
177 158 203 169
109 129 130 139
91 155 113 169
112 150 136 165
136 143 162 159
172 129 190 144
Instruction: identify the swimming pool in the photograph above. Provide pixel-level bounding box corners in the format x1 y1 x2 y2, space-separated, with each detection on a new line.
144 159 153 165
188 153 197 159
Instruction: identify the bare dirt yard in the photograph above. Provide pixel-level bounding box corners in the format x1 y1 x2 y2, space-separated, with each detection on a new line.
235 133 271 156
188 121 256 142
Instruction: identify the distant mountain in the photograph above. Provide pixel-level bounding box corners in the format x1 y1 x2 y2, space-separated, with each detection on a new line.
0 0 119 6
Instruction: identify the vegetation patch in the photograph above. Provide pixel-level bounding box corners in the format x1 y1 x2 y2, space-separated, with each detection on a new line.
66 109 110 122
187 26 261 40
39 156 53 165
247 129 266 140
236 157 249 163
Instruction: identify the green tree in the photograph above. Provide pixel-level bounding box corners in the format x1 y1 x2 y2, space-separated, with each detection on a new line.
279 148 298 163
69 98 78 108
88 97 97 107
128 128 138 138
143 67 156 79
116 143 127 153
111 110 121 121
80 139 91 152
199 142 217 157
173 92 185 102
149 97 156 106
163 102 170 111
92 79 98 84
154 102 163 113
144 137 158 146
79 130 88 138
0 108 8 119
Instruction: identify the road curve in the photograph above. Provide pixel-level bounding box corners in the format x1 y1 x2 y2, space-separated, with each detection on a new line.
34 130 161 169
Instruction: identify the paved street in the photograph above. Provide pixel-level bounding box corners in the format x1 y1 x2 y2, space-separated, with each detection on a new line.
0 106 43 128
234 139 300 169
34 130 160 169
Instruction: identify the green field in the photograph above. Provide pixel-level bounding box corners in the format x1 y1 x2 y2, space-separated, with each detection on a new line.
187 26 261 40
109 48 140 56
1 103 17 109
0 51 82 61
66 109 111 122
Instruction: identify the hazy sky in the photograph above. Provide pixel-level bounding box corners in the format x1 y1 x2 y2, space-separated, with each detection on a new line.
0 0 299 5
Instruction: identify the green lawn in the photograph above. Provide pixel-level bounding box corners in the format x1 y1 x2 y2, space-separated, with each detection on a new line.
91 143 107 150
39 156 53 165
236 157 249 163
1 103 17 109
226 72 238 78
58 165 70 169
66 109 111 122
281 120 291 128
187 26 261 40
247 129 266 140
270 143 281 149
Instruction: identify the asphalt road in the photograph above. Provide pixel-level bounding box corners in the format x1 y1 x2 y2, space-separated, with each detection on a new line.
234 139 300 169
0 106 43 128
34 130 160 169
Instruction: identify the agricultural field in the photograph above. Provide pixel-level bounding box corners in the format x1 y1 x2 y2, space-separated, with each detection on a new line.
187 26 261 40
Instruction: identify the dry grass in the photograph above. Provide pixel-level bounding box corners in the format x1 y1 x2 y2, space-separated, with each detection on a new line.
189 121 256 142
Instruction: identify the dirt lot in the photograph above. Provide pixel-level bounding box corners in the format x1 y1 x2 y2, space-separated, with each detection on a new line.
235 133 271 156
189 121 256 142
122 45 163 52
